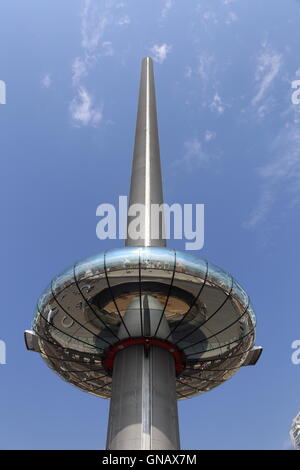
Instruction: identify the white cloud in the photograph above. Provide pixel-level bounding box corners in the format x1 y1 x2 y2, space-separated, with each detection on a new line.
186 56 229 114
102 41 114 56
255 97 275 120
245 190 273 228
197 54 215 86
225 11 239 25
252 43 282 106
72 57 88 85
246 103 300 228
198 3 238 26
117 14 130 25
205 130 216 142
183 138 209 169
184 66 192 79
70 0 129 126
173 136 218 171
209 93 226 115
150 43 172 64
81 1 110 54
70 87 102 127
160 0 174 20
202 10 218 24
42 74 52 88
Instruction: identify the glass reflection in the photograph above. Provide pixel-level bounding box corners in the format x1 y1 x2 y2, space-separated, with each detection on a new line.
206 261 232 293
231 280 249 309
175 251 207 280
33 246 257 400
247 302 256 327
105 247 140 272
37 283 53 313
140 247 175 271
52 266 75 296
75 252 105 281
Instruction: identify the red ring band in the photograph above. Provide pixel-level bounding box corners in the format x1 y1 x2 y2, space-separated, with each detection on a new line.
103 337 186 376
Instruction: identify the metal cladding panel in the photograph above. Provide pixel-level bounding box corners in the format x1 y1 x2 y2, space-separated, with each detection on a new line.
151 345 180 449
106 345 179 450
126 57 165 247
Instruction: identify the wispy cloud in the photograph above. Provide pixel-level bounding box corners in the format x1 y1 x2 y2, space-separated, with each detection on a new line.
205 130 217 142
70 0 130 126
183 55 214 86
252 43 282 107
246 103 300 228
202 10 218 25
225 11 239 25
182 138 210 169
184 55 229 115
117 14 130 25
197 2 238 26
150 43 172 64
173 134 218 171
70 87 102 127
245 190 273 229
72 57 88 86
197 54 215 87
102 40 114 56
74 0 115 74
41 74 52 89
160 0 174 20
209 93 226 115
184 66 192 79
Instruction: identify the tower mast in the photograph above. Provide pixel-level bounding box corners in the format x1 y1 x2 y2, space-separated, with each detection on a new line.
126 57 166 247
106 57 180 450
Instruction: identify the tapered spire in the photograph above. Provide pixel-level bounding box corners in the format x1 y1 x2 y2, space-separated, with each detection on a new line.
126 57 166 247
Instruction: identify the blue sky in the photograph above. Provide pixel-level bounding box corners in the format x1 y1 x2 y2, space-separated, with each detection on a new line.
0 0 300 450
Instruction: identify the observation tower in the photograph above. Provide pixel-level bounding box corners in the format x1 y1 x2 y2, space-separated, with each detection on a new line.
25 57 262 450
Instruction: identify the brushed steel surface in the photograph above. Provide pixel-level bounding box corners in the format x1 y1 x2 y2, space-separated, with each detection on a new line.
106 345 180 450
106 295 180 450
126 57 165 247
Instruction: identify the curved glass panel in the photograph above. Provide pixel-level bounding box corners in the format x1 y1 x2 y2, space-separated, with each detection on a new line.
247 301 256 327
37 283 53 313
105 247 140 272
186 296 243 349
75 252 105 281
231 279 249 310
184 323 256 359
139 248 175 317
32 308 41 330
192 282 229 323
52 265 75 296
74 268 107 301
52 278 119 345
166 269 207 334
207 261 232 293
32 246 258 400
140 247 175 271
175 251 207 280
49 327 101 354
83 303 120 339
104 267 140 317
